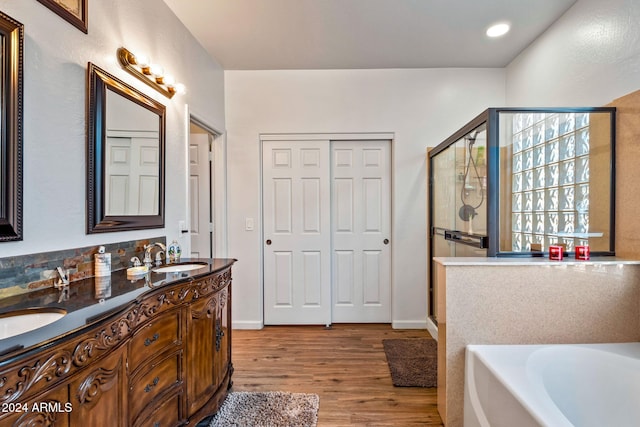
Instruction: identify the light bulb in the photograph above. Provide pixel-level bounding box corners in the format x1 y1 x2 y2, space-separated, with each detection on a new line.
163 74 176 87
149 64 164 77
175 83 186 95
134 54 149 68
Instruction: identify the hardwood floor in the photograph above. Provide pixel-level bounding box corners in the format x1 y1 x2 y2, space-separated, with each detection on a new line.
229 324 444 426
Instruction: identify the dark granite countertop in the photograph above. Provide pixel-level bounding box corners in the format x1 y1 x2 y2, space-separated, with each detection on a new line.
0 258 236 360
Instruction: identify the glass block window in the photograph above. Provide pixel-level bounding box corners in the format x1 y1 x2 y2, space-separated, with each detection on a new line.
510 112 590 252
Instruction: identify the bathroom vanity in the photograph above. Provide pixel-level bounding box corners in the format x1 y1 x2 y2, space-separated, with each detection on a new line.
0 258 235 427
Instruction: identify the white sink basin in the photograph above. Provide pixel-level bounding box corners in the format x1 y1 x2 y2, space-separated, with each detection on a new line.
152 263 208 273
0 308 67 340
126 266 149 276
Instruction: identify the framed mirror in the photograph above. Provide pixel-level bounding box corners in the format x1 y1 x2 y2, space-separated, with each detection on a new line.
0 11 23 242
87 62 166 233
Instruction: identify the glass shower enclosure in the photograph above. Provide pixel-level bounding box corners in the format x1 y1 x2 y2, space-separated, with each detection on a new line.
431 121 488 258
428 107 616 324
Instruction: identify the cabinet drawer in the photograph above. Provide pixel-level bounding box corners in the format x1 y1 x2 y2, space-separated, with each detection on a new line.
130 352 181 420
134 391 182 427
129 310 181 372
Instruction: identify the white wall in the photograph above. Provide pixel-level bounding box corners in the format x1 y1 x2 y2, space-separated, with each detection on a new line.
506 0 640 106
0 0 224 257
224 69 505 328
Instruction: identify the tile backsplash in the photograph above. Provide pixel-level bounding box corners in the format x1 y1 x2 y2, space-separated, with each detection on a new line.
0 237 165 298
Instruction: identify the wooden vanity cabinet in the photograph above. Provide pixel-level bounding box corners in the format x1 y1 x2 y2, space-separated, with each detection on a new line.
0 263 234 427
185 284 231 419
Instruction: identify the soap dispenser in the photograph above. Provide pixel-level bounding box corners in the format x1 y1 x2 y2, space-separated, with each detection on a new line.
94 246 111 277
94 246 112 301
167 240 182 263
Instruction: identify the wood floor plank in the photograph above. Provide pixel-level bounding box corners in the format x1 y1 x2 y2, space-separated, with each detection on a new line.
230 324 443 426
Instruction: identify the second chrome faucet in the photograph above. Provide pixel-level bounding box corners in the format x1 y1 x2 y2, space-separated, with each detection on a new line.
143 242 167 268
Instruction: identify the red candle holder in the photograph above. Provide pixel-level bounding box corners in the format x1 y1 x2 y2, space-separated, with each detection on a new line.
575 245 590 260
549 245 563 260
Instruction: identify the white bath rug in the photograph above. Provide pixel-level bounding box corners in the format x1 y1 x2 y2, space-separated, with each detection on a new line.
209 391 319 427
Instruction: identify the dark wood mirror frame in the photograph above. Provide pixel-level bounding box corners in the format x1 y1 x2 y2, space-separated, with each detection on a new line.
0 12 23 242
86 62 166 234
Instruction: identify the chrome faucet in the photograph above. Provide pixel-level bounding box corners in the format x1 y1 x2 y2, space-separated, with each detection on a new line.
55 267 70 301
55 266 69 289
143 243 167 268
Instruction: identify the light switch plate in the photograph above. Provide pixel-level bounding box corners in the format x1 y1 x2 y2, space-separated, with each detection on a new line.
245 218 254 231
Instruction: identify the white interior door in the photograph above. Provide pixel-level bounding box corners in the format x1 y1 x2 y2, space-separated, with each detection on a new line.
189 132 212 258
263 140 331 325
331 140 391 322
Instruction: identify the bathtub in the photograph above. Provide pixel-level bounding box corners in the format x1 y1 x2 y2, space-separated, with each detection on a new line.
464 343 640 427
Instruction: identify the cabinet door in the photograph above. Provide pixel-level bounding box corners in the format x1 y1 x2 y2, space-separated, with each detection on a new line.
2 386 71 427
213 287 230 387
186 293 217 416
69 345 128 427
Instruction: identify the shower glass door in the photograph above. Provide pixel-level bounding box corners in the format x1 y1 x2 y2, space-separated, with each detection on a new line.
431 123 488 255
429 123 487 323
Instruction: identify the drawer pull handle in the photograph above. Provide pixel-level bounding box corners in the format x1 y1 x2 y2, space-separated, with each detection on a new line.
145 376 160 393
144 333 160 346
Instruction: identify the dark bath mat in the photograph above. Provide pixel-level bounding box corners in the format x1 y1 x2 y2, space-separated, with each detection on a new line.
382 338 437 387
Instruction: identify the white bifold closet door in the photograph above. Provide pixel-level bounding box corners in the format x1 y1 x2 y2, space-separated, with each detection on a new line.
331 140 391 323
263 140 332 325
263 139 391 325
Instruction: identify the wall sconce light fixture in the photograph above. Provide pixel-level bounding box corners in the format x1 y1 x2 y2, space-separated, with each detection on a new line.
117 47 185 98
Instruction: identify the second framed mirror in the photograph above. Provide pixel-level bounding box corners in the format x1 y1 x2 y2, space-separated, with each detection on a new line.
87 62 166 233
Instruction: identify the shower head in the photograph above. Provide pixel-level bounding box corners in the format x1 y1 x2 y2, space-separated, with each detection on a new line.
459 204 477 221
466 130 479 146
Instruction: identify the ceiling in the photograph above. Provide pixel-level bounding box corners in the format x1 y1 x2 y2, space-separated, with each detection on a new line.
163 0 577 70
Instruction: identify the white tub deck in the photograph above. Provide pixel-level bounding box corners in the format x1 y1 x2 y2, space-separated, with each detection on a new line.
465 343 640 427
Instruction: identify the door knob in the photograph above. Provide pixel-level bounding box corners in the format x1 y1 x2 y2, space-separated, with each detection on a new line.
266 239 272 245
383 239 389 245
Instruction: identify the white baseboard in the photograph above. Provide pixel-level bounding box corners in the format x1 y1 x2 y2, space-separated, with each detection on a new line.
233 319 428 330
426 317 438 340
232 320 264 330
391 320 428 329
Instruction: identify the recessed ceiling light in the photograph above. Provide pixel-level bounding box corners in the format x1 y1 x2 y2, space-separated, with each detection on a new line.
486 23 510 38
